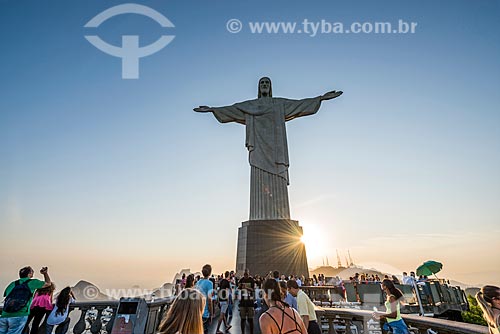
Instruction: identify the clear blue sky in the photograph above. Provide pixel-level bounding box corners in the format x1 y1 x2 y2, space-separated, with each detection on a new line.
1 0 499 290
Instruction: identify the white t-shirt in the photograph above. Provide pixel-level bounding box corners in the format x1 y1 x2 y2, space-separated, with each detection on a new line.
402 276 415 285
47 298 75 325
296 290 317 321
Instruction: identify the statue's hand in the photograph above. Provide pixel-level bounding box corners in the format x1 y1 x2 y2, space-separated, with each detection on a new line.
193 106 213 113
320 90 343 101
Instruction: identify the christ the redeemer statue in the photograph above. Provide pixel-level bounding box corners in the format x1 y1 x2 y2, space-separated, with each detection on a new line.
194 77 342 221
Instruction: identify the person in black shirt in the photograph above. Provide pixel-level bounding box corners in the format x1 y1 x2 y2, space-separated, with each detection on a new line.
238 269 256 334
216 271 232 334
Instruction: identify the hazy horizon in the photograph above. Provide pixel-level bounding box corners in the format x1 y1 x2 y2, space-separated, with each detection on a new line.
1 256 497 295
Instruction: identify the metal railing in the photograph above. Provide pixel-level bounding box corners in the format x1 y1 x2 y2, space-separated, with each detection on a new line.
301 281 468 318
316 307 489 334
1 297 174 334
0 287 487 334
68 297 174 334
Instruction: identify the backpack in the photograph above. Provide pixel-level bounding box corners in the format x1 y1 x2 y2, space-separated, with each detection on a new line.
3 279 32 313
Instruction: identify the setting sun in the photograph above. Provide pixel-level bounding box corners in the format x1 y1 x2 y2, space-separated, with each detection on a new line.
300 224 328 264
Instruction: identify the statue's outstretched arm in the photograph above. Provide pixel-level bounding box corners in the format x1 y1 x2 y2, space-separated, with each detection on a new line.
194 104 246 124
193 106 213 112
319 90 343 101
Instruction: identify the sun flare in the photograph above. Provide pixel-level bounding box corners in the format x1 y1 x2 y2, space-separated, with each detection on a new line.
300 224 327 262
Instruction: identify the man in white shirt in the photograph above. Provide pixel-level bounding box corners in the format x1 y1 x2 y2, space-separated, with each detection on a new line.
287 279 321 334
402 272 416 285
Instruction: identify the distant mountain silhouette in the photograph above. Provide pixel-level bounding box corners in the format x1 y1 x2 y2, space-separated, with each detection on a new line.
309 265 346 277
172 268 201 283
67 270 203 301
71 280 115 301
465 287 480 297
310 265 388 279
147 283 174 299
136 268 201 300
448 280 478 291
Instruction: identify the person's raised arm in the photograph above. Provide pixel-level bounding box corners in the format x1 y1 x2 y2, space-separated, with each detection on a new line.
40 267 51 288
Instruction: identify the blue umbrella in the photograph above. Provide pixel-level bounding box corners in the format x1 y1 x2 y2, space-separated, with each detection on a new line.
416 260 443 277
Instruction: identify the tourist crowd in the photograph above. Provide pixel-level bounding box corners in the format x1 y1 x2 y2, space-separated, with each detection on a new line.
1 265 499 334
0 266 75 334
160 264 321 334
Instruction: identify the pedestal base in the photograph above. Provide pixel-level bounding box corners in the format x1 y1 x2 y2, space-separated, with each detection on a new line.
235 219 309 278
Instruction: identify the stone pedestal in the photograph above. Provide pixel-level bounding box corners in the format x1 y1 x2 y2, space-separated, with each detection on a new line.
235 219 309 278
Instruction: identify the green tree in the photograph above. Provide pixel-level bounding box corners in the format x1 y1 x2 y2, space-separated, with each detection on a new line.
462 295 488 326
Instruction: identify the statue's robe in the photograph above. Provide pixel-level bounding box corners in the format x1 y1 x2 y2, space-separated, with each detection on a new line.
211 96 322 220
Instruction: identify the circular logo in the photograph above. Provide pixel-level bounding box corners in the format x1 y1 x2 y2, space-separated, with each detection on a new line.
226 19 243 34
83 286 99 300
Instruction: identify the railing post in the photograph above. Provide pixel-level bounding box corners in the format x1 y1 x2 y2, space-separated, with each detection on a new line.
90 308 104 334
413 280 425 316
327 316 337 334
345 318 353 334
106 312 115 334
73 308 87 334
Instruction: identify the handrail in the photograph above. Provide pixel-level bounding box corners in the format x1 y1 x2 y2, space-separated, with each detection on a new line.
1 295 488 334
317 307 489 334
301 282 468 317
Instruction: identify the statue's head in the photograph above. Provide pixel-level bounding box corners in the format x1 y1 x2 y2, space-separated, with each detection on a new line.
258 77 272 98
